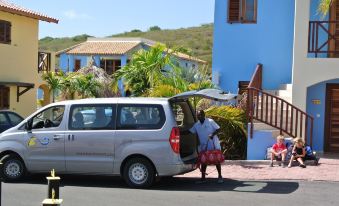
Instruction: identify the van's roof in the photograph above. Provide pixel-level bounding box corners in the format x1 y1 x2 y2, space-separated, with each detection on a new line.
52 97 170 106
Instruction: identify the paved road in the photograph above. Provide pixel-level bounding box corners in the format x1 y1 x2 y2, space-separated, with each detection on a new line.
2 175 338 206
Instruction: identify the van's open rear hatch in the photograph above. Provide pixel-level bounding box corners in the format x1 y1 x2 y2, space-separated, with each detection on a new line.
169 89 237 164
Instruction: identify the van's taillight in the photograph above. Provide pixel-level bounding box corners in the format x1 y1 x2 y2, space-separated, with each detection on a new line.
169 127 180 154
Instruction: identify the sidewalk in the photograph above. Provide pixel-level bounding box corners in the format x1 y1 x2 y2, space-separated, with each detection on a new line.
178 154 339 182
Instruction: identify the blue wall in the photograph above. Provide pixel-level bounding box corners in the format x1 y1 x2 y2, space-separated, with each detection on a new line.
59 54 88 72
247 128 276 160
212 0 295 93
306 79 339 152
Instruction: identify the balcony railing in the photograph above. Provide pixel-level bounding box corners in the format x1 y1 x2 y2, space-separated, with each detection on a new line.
308 21 339 57
38 51 51 73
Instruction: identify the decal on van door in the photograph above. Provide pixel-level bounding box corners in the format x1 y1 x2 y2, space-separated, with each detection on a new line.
27 136 50 147
28 136 37 147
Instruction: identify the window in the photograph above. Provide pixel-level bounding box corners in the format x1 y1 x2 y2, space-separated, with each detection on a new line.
74 59 81 72
69 105 115 130
31 106 65 129
117 104 165 130
7 112 23 125
228 0 257 24
100 59 121 75
0 20 11 44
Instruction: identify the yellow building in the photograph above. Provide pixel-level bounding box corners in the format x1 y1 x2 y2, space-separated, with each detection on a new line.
0 1 58 117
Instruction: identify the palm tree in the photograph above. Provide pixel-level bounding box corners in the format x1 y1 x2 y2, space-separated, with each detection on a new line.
41 71 63 102
318 0 333 16
74 73 101 98
113 44 178 96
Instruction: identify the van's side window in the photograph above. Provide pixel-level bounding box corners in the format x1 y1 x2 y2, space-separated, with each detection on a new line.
32 106 65 129
117 104 165 130
69 105 116 130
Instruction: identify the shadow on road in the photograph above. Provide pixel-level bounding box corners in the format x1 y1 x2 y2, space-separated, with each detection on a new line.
7 174 299 194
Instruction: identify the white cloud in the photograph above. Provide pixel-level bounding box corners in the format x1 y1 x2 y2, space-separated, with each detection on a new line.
63 10 92 20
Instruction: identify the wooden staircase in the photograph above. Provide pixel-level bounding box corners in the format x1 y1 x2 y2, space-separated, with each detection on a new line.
246 64 314 146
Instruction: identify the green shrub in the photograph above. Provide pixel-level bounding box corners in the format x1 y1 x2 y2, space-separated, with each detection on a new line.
205 106 247 160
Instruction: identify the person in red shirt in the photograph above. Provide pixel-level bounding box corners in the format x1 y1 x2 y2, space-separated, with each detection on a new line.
270 135 287 167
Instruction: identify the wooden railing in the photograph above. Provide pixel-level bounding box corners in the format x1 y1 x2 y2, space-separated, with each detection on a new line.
38 52 51 73
308 21 339 57
248 64 262 90
246 64 314 146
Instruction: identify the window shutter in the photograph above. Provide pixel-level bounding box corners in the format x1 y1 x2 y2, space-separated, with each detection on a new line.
5 22 11 43
228 0 241 23
0 22 5 42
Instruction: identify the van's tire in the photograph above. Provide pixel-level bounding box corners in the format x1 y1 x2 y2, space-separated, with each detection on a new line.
0 154 25 181
123 157 155 188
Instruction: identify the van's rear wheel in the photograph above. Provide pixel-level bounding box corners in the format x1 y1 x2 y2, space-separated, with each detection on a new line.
123 158 155 188
0 154 25 181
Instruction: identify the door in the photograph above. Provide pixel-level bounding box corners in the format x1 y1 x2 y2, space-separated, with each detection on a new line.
325 84 339 153
0 86 9 110
25 105 66 172
65 104 116 174
74 59 81 71
329 1 339 57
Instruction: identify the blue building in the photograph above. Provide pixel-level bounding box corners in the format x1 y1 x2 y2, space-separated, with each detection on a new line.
57 37 206 75
212 0 339 158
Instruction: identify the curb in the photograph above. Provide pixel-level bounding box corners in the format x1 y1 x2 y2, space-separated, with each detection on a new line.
222 160 317 166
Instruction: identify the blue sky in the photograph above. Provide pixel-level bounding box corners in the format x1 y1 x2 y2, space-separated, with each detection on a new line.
11 0 215 39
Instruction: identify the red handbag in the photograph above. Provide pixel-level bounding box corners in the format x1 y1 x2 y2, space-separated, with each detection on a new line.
198 138 224 165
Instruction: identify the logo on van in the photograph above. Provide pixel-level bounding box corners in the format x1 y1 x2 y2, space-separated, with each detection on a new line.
28 136 37 147
38 137 50 146
27 136 50 147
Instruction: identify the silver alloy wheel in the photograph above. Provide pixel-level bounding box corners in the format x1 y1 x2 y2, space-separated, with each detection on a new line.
5 161 21 178
128 163 149 185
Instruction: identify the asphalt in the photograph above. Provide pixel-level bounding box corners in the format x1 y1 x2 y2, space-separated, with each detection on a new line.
1 175 338 206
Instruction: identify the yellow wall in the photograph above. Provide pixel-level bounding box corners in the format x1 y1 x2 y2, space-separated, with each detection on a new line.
0 11 54 117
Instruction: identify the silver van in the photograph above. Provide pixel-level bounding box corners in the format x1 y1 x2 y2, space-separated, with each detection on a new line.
0 89 235 187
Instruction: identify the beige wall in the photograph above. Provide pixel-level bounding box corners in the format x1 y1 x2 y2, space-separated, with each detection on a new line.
292 0 339 110
0 11 52 117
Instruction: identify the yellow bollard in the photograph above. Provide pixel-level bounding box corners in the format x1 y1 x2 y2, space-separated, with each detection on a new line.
42 169 62 206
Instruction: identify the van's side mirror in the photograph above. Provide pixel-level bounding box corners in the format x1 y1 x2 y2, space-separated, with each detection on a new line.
25 119 33 132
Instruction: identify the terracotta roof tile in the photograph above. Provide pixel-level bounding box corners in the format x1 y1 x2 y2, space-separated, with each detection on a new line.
0 0 58 23
57 38 207 64
65 41 140 55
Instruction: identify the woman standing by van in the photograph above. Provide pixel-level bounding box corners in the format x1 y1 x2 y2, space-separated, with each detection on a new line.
189 110 223 184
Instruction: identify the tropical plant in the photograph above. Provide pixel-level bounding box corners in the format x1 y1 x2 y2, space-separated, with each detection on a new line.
59 72 77 100
318 0 333 16
205 106 247 160
113 44 174 96
78 64 119 97
41 71 63 102
73 73 101 98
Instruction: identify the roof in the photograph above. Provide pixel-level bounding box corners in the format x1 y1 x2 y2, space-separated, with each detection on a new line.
0 0 58 23
56 37 207 64
0 81 34 87
47 97 170 107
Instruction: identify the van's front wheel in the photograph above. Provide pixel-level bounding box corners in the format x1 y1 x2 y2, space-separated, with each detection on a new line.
0 154 25 181
123 158 155 188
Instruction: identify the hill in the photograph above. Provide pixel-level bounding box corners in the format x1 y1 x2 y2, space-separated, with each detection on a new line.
39 23 214 65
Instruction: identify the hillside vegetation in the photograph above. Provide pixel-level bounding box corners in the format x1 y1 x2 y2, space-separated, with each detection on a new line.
39 24 214 65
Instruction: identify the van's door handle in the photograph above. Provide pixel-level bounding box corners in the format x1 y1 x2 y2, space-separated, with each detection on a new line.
53 134 64 140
